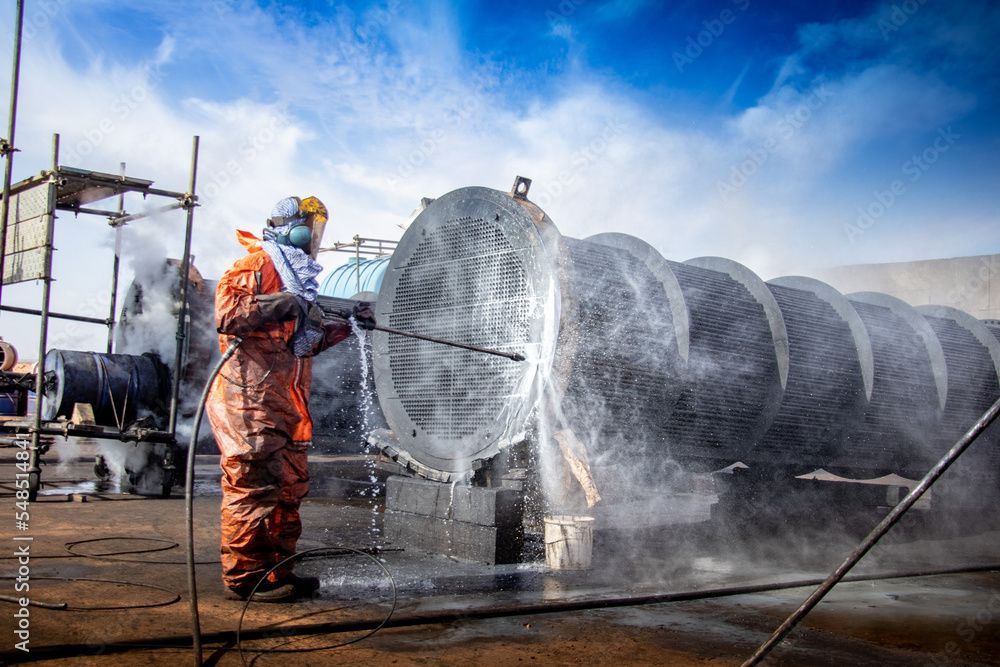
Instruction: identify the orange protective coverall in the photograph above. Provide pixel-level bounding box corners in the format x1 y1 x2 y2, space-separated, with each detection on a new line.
206 230 351 590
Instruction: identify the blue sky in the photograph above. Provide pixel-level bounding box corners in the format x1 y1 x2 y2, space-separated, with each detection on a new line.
1 0 998 353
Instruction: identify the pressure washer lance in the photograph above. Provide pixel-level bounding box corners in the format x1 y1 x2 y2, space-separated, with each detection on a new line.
315 296 526 362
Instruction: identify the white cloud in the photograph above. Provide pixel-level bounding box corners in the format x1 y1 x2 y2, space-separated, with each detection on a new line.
0 0 995 357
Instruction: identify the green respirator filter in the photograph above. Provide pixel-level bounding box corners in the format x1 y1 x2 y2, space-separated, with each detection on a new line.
287 224 312 250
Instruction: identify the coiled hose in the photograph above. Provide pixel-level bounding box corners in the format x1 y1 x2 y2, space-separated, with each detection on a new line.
186 337 242 666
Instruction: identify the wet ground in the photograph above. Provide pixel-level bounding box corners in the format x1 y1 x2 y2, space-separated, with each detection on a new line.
2 444 999 665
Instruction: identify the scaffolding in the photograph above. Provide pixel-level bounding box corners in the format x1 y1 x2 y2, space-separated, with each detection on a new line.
321 235 397 258
0 133 201 499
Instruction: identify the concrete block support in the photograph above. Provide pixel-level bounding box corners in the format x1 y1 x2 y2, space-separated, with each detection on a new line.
383 475 524 564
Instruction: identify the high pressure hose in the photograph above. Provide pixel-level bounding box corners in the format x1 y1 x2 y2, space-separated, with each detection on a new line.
185 337 242 667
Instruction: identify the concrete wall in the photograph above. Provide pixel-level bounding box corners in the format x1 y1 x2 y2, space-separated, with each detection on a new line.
814 253 1000 322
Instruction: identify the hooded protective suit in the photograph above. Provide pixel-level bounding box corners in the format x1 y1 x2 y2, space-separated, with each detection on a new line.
207 227 351 591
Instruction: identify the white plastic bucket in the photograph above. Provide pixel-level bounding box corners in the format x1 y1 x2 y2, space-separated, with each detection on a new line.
544 515 595 570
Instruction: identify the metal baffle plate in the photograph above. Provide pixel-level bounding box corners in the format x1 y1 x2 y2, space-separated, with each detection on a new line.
373 186 559 475
3 183 53 285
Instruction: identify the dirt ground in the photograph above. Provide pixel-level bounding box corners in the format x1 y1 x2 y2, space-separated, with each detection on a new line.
2 450 1000 666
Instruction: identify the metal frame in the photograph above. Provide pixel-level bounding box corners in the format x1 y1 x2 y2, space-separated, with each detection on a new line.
320 235 397 258
0 0 24 311
0 132 201 499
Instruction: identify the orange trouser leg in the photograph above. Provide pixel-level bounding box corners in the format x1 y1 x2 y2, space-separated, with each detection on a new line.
220 450 283 590
270 440 310 581
218 440 310 589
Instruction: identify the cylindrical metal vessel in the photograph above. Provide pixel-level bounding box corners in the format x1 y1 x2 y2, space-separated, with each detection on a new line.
41 350 169 427
374 185 1000 483
758 277 868 470
985 319 1000 343
0 339 17 371
320 256 390 299
918 306 1000 477
664 257 784 468
832 297 941 475
373 187 558 475
552 236 683 474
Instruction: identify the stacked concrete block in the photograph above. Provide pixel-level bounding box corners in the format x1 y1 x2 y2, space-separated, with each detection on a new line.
383 475 524 564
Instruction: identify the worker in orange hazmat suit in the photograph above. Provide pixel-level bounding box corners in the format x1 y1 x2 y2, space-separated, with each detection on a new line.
206 195 375 602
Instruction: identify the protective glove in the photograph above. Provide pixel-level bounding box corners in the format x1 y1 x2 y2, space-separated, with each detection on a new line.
256 292 302 322
322 315 352 347
352 302 377 329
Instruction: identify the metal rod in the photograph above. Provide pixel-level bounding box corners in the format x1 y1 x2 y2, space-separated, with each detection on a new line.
57 186 191 202
61 203 186 223
323 243 398 250
326 236 399 246
108 201 185 227
141 185 197 200
0 423 176 444
355 235 361 294
318 237 398 254
743 393 1000 666
107 162 125 353
57 206 123 217
0 0 25 307
28 134 60 498
314 296 523 361
371 324 526 362
322 244 398 251
167 136 199 435
0 304 110 325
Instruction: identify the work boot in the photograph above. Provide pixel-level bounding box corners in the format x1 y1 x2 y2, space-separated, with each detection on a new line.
286 573 321 597
224 579 297 603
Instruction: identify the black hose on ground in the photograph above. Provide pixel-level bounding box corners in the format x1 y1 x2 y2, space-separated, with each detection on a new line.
186 337 242 667
0 594 66 609
0 575 179 610
235 545 397 665
10 562 1000 663
66 536 220 565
